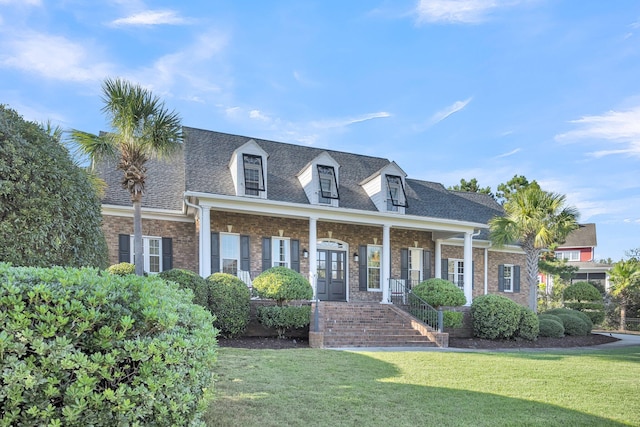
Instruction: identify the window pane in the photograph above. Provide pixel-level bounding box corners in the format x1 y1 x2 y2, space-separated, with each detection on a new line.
367 246 381 290
221 234 239 275
272 238 289 267
317 252 326 279
368 269 381 289
223 259 238 275
368 247 381 267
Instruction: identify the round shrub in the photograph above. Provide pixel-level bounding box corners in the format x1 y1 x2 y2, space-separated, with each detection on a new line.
538 313 563 325
471 294 522 339
257 305 312 339
563 281 605 326
206 273 251 338
159 268 209 307
545 308 593 333
517 306 539 341
106 262 135 276
539 318 565 338
252 266 313 304
443 311 464 328
0 263 218 426
556 313 590 336
412 278 467 308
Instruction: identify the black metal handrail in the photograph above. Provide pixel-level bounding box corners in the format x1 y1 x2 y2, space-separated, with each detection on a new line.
389 278 443 333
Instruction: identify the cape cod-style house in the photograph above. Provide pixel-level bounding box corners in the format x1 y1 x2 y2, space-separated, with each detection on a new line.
97 127 526 347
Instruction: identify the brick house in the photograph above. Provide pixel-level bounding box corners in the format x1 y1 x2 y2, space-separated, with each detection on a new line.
98 127 527 347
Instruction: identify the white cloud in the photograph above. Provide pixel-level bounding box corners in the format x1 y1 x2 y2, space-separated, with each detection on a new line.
110 10 189 26
311 112 391 129
427 98 472 126
249 109 270 122
0 0 41 5
415 0 522 24
555 107 640 158
495 148 521 158
0 31 113 82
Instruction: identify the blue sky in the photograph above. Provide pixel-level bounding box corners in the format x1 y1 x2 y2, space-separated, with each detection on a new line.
2 0 639 262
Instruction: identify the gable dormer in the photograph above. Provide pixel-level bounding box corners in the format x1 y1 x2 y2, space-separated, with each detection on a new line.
297 152 340 207
229 140 268 198
360 161 408 214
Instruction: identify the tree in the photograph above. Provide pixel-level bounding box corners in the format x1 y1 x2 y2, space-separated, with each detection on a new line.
608 259 640 330
489 183 579 311
0 105 107 268
624 248 640 261
495 175 536 204
448 178 494 198
70 78 183 275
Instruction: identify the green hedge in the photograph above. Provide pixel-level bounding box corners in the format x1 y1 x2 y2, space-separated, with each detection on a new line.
106 262 135 276
563 281 605 326
517 306 540 341
556 313 590 336
257 305 311 339
411 278 466 308
539 318 565 338
443 311 464 328
0 263 217 426
471 295 522 339
544 308 593 333
252 267 312 304
206 273 251 338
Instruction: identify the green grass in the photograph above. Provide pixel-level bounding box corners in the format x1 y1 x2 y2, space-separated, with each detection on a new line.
205 346 640 427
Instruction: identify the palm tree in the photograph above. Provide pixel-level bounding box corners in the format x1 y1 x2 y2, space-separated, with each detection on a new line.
489 184 579 311
70 78 182 275
609 259 640 330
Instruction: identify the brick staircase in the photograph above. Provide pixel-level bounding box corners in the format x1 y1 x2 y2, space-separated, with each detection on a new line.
309 301 447 348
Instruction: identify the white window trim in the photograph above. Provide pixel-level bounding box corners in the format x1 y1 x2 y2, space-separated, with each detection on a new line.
367 245 382 292
272 237 291 268
503 264 514 293
557 250 580 261
448 258 464 290
220 233 240 275
317 164 339 205
130 235 162 274
409 247 423 284
242 153 265 197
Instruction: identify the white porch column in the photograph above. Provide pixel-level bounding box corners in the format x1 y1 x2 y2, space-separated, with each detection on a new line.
434 239 442 279
484 247 489 295
200 207 211 278
463 231 473 305
309 217 318 299
381 224 391 304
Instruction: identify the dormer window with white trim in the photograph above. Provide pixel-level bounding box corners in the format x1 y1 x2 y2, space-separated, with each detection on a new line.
318 165 339 204
243 154 265 196
386 174 408 211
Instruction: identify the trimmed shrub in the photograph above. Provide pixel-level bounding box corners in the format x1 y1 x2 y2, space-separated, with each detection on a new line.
471 294 522 339
252 267 313 338
538 313 563 325
563 281 605 326
206 273 251 338
0 105 107 268
545 308 593 333
517 306 540 341
0 263 217 426
443 310 464 328
252 266 313 304
412 278 466 308
257 305 312 339
160 268 211 308
556 313 590 336
539 318 565 338
106 262 135 276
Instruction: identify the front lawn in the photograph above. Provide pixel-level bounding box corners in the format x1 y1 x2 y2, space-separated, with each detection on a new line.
205 346 640 426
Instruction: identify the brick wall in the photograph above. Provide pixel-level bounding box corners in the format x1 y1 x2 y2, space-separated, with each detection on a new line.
102 215 198 272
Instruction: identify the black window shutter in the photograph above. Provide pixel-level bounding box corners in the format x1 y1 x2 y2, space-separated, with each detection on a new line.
291 239 300 273
441 258 449 280
161 237 172 271
514 265 521 293
423 250 432 280
400 248 408 282
359 245 367 291
262 237 271 271
498 264 505 292
240 235 250 272
118 234 130 263
211 232 220 274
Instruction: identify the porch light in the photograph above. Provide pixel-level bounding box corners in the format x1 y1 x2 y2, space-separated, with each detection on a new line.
303 249 309 258
353 253 359 262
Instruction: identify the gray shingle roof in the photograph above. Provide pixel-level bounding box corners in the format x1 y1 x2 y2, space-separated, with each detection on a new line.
97 126 504 228
560 223 597 248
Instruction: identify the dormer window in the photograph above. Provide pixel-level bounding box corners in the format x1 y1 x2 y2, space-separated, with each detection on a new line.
386 174 408 211
318 165 339 204
243 154 265 196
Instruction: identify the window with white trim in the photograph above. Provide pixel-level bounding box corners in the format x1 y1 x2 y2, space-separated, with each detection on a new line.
386 174 408 211
130 236 162 274
317 165 339 204
409 248 423 285
502 264 514 292
272 237 290 267
367 245 382 291
556 250 580 261
243 154 265 196
448 259 464 290
221 233 240 275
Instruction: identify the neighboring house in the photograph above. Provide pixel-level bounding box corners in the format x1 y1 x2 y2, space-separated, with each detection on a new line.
541 223 611 291
97 127 528 346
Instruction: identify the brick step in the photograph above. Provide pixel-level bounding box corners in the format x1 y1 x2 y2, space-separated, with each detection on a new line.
322 339 436 348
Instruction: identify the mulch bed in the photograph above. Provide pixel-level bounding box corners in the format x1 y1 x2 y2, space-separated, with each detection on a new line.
218 333 620 350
